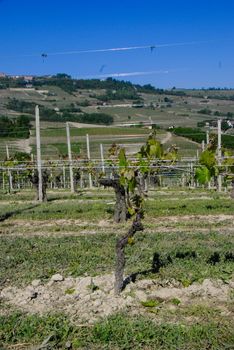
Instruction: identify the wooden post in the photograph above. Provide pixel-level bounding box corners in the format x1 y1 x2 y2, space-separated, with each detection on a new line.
217 119 222 192
63 166 66 188
31 153 35 178
2 171 5 191
17 171 20 189
86 134 92 188
35 106 43 202
80 170 84 188
181 173 185 187
50 169 53 189
190 162 194 188
6 144 13 192
66 122 75 193
100 143 105 173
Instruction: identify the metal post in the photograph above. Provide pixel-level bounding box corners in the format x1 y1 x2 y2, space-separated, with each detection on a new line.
100 143 105 173
66 122 75 193
35 106 43 202
86 134 92 188
217 119 222 192
6 144 13 192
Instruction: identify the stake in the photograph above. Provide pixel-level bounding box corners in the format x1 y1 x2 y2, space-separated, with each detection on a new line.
2 171 5 190
201 140 205 151
6 144 13 192
206 130 210 145
100 143 105 173
190 162 194 188
66 122 75 193
217 119 222 192
86 134 92 188
35 106 43 202
63 166 66 188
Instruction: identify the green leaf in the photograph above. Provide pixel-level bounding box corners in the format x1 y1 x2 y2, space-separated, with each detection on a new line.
128 207 135 216
200 150 216 170
195 166 211 185
119 175 126 187
118 148 128 168
128 177 137 192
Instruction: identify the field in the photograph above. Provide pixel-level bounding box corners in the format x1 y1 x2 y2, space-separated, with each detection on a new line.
0 187 233 349
1 84 234 160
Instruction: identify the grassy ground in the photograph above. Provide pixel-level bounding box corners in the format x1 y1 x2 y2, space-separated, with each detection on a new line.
1 310 233 349
29 127 165 159
164 134 199 158
0 188 233 349
35 126 151 138
0 223 233 285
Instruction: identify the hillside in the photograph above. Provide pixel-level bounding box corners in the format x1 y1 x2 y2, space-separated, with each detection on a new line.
0 75 234 160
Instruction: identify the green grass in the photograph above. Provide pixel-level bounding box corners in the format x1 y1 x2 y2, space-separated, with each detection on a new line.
0 234 115 284
29 126 154 159
0 228 233 286
0 189 234 222
1 311 233 349
164 134 199 157
0 200 110 220
38 126 150 138
0 187 233 348
146 198 234 216
0 198 233 224
141 299 161 307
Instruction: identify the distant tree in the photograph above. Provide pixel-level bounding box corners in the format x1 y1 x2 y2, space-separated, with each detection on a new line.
197 108 212 115
221 120 230 131
164 97 173 103
13 151 31 162
0 115 31 138
54 73 72 79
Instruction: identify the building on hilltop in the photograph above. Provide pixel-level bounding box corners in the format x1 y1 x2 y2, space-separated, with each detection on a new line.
23 75 34 82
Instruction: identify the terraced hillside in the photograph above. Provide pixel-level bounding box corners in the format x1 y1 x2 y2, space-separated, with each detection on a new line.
1 76 234 160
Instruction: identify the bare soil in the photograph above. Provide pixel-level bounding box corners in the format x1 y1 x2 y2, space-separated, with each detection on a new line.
1 274 233 324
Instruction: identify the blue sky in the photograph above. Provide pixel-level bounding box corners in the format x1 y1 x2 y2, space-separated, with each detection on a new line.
0 0 234 88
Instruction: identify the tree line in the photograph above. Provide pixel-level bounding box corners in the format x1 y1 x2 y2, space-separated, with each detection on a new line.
173 127 234 149
0 115 31 138
6 98 114 125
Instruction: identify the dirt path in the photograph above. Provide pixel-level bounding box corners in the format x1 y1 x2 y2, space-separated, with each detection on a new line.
161 131 172 145
69 122 106 128
1 214 234 237
11 138 32 154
